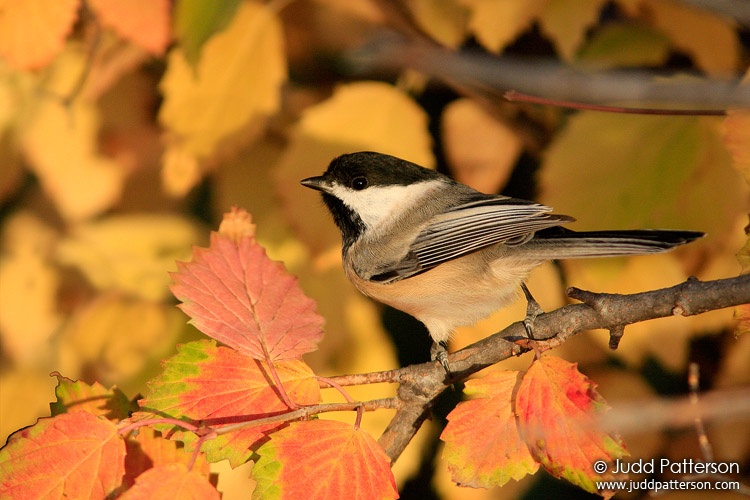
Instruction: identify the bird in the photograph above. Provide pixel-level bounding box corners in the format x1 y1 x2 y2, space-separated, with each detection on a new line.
301 151 703 372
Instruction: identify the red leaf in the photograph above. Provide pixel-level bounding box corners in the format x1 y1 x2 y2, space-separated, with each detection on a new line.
0 412 126 499
252 420 398 499
119 464 219 500
441 368 538 488
515 356 628 493
171 209 324 361
138 340 320 467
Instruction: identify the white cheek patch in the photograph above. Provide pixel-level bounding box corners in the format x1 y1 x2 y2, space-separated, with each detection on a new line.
329 180 443 229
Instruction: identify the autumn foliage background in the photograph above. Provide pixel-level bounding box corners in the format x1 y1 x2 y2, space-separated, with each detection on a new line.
0 0 749 498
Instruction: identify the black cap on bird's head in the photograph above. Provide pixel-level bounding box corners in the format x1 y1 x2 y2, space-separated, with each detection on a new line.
300 152 444 249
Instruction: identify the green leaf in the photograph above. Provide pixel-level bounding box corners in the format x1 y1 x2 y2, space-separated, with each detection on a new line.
577 23 670 68
174 0 243 66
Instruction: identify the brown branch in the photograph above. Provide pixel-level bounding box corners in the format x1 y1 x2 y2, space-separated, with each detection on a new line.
377 274 750 462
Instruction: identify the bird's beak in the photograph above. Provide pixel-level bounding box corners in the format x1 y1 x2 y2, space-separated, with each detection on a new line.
300 176 332 193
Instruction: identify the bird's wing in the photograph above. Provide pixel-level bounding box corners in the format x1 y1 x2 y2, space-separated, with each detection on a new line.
369 196 573 283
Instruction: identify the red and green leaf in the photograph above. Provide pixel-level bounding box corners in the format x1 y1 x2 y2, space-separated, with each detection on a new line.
441 368 538 488
515 356 628 493
252 419 398 500
49 372 135 421
170 209 324 361
0 412 126 499
138 339 320 466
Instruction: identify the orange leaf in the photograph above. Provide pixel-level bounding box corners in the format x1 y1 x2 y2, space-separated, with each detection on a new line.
88 0 170 55
0 0 80 70
171 211 324 361
441 368 538 488
50 372 135 421
123 427 210 489
119 464 219 500
252 420 398 500
515 356 628 493
0 412 126 498
139 340 320 467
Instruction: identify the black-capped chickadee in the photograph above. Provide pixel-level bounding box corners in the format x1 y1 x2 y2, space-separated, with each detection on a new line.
301 152 703 370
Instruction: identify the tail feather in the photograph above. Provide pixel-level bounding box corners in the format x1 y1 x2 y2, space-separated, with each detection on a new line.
521 229 704 259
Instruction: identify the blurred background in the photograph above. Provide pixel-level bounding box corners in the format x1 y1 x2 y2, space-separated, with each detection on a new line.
0 0 748 498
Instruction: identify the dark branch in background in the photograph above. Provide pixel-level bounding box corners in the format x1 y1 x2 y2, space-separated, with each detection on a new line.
374 274 750 463
347 34 749 112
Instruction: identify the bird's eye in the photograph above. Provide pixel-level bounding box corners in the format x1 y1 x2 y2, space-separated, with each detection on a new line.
351 176 368 190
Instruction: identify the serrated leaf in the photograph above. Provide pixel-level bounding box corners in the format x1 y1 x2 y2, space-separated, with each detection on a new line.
119 463 219 500
0 0 80 70
515 356 627 493
170 221 324 361
88 0 170 55
441 368 538 488
252 420 398 500
50 373 134 421
0 412 126 499
139 340 320 467
174 0 243 66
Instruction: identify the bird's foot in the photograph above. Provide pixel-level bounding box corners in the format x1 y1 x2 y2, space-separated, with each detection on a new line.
430 340 452 375
521 283 544 339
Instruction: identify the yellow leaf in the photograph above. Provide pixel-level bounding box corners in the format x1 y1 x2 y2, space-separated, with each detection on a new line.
0 370 58 444
58 294 185 383
21 99 125 221
616 0 739 75
0 0 80 70
461 0 548 53
408 0 469 48
564 254 732 371
275 81 433 254
88 0 170 55
57 214 202 301
538 0 607 61
0 213 61 364
442 98 521 194
159 1 286 161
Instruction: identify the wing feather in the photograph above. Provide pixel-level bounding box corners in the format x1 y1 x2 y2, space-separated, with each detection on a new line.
369 197 573 283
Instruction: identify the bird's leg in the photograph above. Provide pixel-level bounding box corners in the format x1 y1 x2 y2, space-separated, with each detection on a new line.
521 282 543 339
430 340 451 374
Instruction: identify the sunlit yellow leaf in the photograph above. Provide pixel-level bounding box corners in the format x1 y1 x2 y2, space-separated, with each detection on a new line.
0 0 80 70
538 0 607 61
617 0 739 75
409 0 469 48
57 294 185 383
57 214 202 301
275 81 433 254
442 98 521 194
20 99 125 221
564 254 731 371
461 0 548 53
88 0 170 55
0 213 61 364
159 1 286 162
